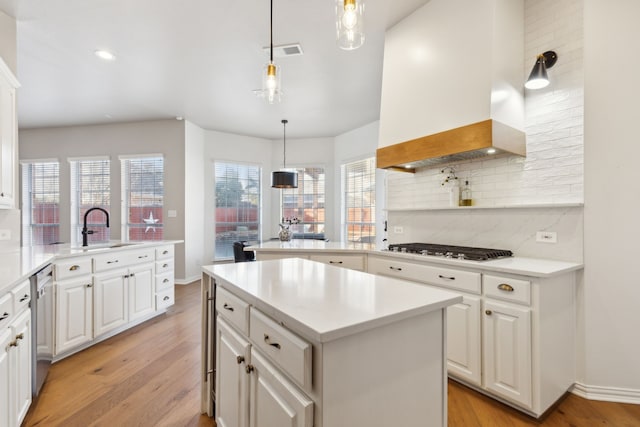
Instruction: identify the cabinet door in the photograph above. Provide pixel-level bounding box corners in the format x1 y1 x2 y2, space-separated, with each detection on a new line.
447 294 481 386
56 277 93 354
216 318 250 427
483 300 532 408
249 348 313 427
94 269 128 336
128 263 155 321
10 309 32 426
0 74 16 208
0 329 11 427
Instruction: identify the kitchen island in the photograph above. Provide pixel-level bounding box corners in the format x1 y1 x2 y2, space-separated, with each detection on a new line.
201 258 462 427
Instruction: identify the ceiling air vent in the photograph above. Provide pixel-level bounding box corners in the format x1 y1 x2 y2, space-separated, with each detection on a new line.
262 43 304 58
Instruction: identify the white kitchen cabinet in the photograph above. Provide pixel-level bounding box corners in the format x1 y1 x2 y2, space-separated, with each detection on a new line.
0 328 10 427
308 253 365 271
154 244 175 309
0 57 19 209
56 276 93 354
9 309 32 427
93 268 128 337
248 348 313 427
128 263 155 321
216 317 250 427
447 294 481 386
483 299 532 407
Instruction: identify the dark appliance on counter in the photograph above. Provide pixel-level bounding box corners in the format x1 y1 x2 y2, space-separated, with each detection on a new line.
387 243 513 261
30 263 53 397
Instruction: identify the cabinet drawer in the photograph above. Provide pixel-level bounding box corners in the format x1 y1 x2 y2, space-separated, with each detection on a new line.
309 253 365 271
156 271 174 291
93 248 155 272
484 274 531 306
155 245 174 260
249 308 312 390
11 280 31 314
368 256 481 294
0 293 12 327
156 287 175 309
55 257 92 280
155 259 174 275
216 287 250 335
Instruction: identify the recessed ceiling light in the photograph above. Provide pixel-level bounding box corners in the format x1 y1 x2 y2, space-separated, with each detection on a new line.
94 50 116 61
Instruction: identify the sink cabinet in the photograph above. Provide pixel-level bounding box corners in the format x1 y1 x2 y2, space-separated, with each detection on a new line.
52 243 176 359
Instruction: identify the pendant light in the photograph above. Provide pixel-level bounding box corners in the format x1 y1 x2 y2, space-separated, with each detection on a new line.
336 0 365 50
256 0 283 103
525 51 558 90
271 119 298 188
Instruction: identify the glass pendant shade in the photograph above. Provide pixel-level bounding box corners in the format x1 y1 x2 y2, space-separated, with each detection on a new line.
261 62 282 104
336 0 365 50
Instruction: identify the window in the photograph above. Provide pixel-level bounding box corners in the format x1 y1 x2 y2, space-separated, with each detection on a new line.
281 167 325 238
342 157 376 243
21 160 60 245
214 162 261 260
70 157 111 246
121 155 164 241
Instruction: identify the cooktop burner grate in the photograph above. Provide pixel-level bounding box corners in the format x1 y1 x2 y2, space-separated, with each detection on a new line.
387 243 513 261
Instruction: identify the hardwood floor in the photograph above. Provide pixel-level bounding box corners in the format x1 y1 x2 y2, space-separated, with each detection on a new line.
24 280 640 427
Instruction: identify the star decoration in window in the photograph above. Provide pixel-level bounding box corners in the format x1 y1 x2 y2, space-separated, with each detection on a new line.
143 212 159 232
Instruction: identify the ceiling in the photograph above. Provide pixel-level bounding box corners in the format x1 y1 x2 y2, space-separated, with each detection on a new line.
0 0 429 139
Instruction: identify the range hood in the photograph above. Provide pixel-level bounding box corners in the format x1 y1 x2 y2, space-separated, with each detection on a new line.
376 119 525 172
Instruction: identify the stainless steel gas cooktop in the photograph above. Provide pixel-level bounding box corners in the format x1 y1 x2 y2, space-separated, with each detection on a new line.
386 243 513 261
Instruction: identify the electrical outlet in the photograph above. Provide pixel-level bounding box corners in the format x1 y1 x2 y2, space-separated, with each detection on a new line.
0 229 10 241
536 231 557 243
393 226 404 234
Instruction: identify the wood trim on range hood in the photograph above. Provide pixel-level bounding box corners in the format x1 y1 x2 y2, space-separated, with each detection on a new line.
376 119 526 173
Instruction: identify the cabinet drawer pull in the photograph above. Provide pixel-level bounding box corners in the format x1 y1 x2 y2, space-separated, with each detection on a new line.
329 260 343 264
438 275 456 280
15 333 24 341
19 294 29 302
138 255 148 259
245 364 254 374
7 339 17 349
162 250 169 255
389 266 402 271
86 283 93 288
223 303 234 312
69 265 80 271
163 296 170 301
485 310 492 315
107 260 119 264
236 355 245 364
263 334 281 349
0 312 8 321
163 279 169 283
497 283 514 292
162 263 169 268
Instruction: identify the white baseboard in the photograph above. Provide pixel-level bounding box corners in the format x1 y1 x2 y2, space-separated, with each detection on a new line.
572 382 640 404
175 275 201 285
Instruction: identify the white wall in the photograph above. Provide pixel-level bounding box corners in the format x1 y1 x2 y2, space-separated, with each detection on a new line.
582 0 640 400
19 120 189 279
184 121 205 282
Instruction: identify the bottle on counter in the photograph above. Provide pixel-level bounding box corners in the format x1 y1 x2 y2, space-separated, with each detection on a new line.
459 180 473 206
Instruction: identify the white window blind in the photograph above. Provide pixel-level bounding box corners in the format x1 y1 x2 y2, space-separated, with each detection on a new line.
21 161 60 245
281 167 325 239
121 156 164 241
343 157 376 243
214 161 261 260
70 158 111 246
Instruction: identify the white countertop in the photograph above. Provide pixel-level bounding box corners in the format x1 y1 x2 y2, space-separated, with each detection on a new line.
204 258 462 343
246 241 583 278
0 240 181 294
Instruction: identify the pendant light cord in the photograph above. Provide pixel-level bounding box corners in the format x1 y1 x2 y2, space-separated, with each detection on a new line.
282 119 288 168
270 0 274 64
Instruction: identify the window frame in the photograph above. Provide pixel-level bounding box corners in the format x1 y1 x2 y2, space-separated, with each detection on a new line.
20 159 61 246
341 156 376 243
280 166 326 239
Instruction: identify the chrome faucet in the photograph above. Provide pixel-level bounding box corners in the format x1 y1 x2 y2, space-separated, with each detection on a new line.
82 207 110 247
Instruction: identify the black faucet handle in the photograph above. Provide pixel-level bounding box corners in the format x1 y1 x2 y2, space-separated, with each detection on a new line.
84 230 94 235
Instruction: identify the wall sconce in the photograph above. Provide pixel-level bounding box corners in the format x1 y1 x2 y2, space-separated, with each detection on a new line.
525 51 558 90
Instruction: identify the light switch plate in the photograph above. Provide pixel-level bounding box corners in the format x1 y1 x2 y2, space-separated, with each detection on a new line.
393 226 404 234
536 231 557 243
168 210 177 218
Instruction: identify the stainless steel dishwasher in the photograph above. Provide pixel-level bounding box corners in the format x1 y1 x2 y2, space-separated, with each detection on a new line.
30 263 53 397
